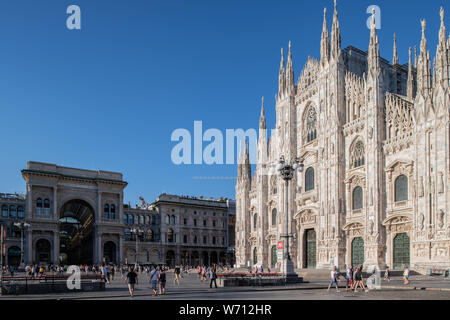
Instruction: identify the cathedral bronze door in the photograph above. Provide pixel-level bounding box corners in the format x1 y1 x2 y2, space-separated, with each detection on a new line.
304 229 316 269
393 233 410 270
351 237 364 267
271 245 277 268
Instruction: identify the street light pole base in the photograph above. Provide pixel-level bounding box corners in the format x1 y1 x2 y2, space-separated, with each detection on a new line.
282 259 300 279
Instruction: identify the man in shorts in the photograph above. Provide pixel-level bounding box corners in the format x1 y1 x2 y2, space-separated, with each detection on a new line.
150 267 160 296
159 268 167 295
125 266 138 298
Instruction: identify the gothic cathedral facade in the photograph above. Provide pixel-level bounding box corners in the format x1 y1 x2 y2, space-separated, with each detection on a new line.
235 2 450 273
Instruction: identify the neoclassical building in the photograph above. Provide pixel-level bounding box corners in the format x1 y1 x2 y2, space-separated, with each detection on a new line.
235 3 450 273
1 161 235 267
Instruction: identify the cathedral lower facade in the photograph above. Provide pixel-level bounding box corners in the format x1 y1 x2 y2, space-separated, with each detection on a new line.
235 2 450 273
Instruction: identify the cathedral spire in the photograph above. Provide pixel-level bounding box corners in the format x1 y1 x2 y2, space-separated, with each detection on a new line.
417 19 432 95
435 7 449 87
278 48 286 99
330 0 341 60
414 46 418 68
393 33 399 65
259 96 266 129
286 41 295 95
320 7 330 66
368 8 380 74
407 47 415 100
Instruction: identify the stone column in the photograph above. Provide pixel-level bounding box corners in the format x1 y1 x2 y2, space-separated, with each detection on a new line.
53 186 58 219
118 235 123 264
25 229 33 264
53 231 60 264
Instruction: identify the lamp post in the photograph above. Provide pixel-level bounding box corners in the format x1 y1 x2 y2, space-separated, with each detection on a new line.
275 156 303 281
14 222 31 268
131 228 142 267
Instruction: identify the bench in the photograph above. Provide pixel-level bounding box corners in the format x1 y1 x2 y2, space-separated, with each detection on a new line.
426 268 449 277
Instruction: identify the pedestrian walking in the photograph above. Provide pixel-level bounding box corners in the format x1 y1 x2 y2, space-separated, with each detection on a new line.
209 266 218 288
327 266 340 293
201 266 206 281
353 266 367 292
125 266 138 298
150 267 160 296
174 265 181 285
345 265 353 292
384 266 390 282
403 266 410 285
159 268 166 295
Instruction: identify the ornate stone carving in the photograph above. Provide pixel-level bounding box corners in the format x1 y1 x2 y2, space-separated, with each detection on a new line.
419 214 425 231
438 209 445 229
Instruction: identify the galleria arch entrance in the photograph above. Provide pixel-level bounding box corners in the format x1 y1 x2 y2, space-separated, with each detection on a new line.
59 199 95 265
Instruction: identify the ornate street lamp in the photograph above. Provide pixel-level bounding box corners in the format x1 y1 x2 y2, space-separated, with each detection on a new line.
13 222 31 267
274 156 304 281
131 228 143 266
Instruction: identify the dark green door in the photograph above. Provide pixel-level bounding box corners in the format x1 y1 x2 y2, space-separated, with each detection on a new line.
351 237 364 267
271 246 277 268
393 233 410 270
305 229 316 269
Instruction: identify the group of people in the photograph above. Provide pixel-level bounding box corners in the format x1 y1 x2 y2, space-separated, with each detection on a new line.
328 265 411 293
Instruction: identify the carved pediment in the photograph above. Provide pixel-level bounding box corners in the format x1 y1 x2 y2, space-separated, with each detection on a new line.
294 209 317 225
345 172 366 187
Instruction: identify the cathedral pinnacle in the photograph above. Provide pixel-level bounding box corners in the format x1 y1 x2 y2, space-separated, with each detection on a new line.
259 96 266 129
393 33 399 65
320 7 330 66
330 0 341 60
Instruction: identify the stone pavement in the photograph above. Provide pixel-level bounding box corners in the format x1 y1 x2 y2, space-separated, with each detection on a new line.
1 270 449 300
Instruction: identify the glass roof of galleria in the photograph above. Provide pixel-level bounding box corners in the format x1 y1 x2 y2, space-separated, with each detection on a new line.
0 193 26 200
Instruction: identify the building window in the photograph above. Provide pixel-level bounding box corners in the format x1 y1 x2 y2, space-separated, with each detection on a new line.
146 216 150 225
272 209 277 226
151 216 156 224
183 235 188 244
148 229 154 241
166 215 170 224
395 175 408 202
305 167 315 192
124 214 128 225
194 236 198 244
36 198 43 215
352 186 363 210
9 205 17 218
203 236 207 244
170 215 176 225
110 204 116 220
104 204 110 219
213 220 216 227
125 229 132 241
2 205 8 217
253 247 257 265
304 106 317 143
44 199 51 215
17 206 25 219
253 214 257 230
194 219 197 227
351 141 365 168
212 236 216 245
168 229 174 243
184 218 187 225
140 215 144 225
129 215 134 225
203 220 207 227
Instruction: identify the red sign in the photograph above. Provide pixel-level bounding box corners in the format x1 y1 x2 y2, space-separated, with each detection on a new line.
277 241 283 250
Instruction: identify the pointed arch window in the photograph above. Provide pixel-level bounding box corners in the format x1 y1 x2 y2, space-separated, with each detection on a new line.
43 199 51 215
395 175 408 202
110 204 116 220
352 186 363 210
272 209 277 226
2 205 8 217
304 106 318 143
9 205 17 218
253 247 258 265
305 167 315 192
104 204 110 219
36 198 43 215
351 141 365 168
253 214 258 230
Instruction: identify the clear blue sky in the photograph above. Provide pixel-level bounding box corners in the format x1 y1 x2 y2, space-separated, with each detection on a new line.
0 0 447 205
